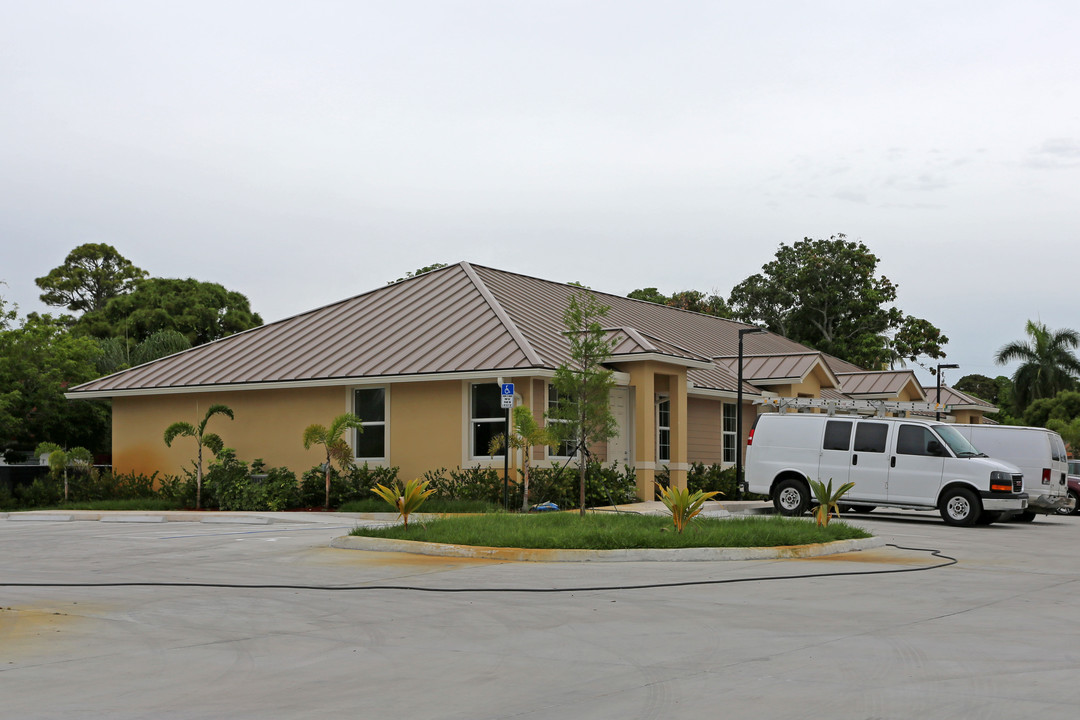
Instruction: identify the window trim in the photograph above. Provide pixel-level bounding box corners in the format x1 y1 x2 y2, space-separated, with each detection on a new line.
469 382 507 460
722 402 737 465
657 394 671 463
352 385 388 463
546 383 575 459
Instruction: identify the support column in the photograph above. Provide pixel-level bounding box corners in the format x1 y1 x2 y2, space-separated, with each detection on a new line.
668 371 688 491
630 364 656 500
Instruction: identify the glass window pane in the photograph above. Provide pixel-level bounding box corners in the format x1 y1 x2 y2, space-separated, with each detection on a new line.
472 383 502 418
722 403 736 433
823 421 852 451
853 423 888 453
356 425 385 459
473 420 505 456
354 388 385 422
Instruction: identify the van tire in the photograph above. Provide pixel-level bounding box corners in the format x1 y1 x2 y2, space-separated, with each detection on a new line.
976 511 1002 525
774 478 810 516
940 487 981 527
1015 511 1037 523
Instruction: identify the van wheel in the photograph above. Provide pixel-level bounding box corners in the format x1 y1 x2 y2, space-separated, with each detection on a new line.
774 479 810 516
1015 511 1037 523
940 488 981 527
976 511 1002 525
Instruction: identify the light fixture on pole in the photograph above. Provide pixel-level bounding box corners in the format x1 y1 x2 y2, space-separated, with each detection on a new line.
736 327 766 500
936 363 959 421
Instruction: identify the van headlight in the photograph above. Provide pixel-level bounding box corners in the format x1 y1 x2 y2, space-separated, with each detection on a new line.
990 471 1013 492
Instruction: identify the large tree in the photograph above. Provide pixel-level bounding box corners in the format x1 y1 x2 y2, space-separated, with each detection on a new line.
548 292 619 516
0 309 108 457
35 243 147 313
78 277 263 346
627 287 731 318
728 235 947 369
994 320 1080 413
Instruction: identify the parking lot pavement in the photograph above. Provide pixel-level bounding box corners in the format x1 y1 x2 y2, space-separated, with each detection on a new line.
2 511 1079 720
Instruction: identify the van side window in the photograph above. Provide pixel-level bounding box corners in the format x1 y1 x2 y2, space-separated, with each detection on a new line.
897 425 939 456
823 420 853 451
853 422 888 453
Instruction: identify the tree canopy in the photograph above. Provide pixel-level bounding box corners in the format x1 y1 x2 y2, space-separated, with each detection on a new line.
994 320 1080 413
35 243 147 313
627 288 731 318
728 235 948 369
77 277 263 346
0 309 108 457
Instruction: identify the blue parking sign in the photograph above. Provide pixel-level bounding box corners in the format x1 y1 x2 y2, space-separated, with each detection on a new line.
501 383 514 396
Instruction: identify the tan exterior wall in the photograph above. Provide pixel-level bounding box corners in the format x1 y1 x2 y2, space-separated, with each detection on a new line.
389 380 463 481
952 410 984 424
113 386 347 478
688 397 723 465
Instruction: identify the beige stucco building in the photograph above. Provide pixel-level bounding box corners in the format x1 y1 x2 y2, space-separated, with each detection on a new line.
69 263 989 500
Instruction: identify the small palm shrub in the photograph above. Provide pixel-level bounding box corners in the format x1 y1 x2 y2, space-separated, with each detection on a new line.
656 482 721 533
809 478 855 527
372 478 435 530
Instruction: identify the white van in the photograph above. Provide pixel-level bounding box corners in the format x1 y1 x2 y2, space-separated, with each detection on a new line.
950 425 1071 519
745 413 1028 526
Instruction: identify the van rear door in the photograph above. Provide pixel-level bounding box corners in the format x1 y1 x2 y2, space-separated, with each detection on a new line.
818 418 854 489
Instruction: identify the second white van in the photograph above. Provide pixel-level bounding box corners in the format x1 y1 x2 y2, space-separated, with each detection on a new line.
745 413 1028 526
950 424 1071 519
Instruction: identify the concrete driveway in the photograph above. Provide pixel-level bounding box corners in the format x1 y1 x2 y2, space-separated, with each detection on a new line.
1 509 1078 719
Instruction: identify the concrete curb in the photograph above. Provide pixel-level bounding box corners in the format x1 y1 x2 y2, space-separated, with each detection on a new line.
329 534 885 562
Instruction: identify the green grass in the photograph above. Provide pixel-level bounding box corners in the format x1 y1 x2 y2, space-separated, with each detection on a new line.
338 498 501 514
349 512 871 550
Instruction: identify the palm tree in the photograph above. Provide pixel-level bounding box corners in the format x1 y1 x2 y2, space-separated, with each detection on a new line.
303 413 363 509
489 405 555 511
164 404 234 509
995 320 1080 412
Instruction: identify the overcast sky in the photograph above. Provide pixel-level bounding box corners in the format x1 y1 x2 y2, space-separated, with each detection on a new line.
3 1 1078 388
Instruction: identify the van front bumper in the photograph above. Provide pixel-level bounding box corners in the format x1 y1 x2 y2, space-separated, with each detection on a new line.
980 492 1028 512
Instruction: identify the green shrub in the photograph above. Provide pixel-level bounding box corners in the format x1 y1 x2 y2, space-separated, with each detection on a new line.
686 463 737 496
203 449 249 510
15 476 63 507
421 461 636 510
299 463 400 508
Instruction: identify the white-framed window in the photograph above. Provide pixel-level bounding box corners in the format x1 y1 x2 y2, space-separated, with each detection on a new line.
354 387 386 460
657 395 671 462
470 383 506 458
722 402 737 465
546 384 576 458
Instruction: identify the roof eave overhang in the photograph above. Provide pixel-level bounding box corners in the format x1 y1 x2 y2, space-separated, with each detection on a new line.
66 367 628 400
687 385 756 400
611 352 714 369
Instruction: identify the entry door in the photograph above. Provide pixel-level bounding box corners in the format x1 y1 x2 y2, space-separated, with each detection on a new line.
606 387 632 467
846 421 891 502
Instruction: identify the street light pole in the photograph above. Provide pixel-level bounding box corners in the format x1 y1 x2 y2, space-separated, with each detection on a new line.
936 363 959 421
736 327 765 500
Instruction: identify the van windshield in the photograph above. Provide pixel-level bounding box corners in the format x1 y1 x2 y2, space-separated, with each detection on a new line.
935 425 985 458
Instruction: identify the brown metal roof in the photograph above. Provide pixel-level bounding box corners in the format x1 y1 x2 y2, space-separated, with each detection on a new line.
837 370 925 399
921 385 998 411
70 262 860 397
713 353 840 388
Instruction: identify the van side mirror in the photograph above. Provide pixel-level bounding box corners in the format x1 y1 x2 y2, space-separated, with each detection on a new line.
927 440 945 457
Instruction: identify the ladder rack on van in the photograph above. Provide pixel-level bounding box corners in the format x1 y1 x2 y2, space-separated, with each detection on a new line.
754 396 948 417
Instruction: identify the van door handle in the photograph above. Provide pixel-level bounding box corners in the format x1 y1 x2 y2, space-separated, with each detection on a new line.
891 456 896 468
852 454 858 466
